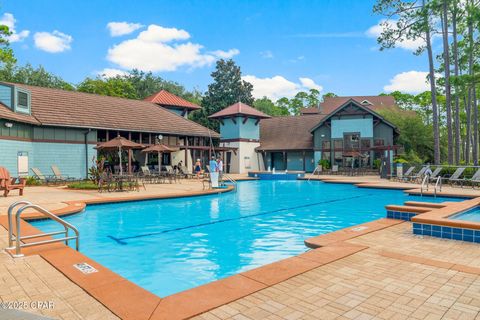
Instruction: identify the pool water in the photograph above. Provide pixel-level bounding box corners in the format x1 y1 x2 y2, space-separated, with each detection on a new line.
31 180 461 296
451 207 480 222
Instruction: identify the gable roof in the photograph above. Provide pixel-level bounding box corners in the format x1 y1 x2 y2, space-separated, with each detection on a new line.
257 114 326 151
299 96 396 115
321 96 396 114
209 102 271 119
309 98 398 133
0 82 218 138
143 90 201 110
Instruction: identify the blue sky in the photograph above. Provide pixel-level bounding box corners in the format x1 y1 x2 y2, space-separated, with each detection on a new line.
3 0 432 99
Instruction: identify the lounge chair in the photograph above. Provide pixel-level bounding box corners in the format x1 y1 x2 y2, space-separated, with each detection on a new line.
445 167 466 187
394 166 415 182
51 165 76 183
428 167 443 183
0 167 26 197
453 168 480 188
407 166 428 183
31 167 58 185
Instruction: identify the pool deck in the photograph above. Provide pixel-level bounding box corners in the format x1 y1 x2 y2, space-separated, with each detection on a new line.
1 175 480 319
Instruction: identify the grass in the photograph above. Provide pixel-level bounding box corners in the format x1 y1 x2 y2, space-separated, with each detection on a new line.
67 180 99 190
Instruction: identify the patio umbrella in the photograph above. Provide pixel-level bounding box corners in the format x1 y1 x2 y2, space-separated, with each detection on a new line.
96 135 144 175
142 144 179 171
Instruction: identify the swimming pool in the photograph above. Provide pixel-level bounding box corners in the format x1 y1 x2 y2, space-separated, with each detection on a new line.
31 180 461 296
451 207 480 222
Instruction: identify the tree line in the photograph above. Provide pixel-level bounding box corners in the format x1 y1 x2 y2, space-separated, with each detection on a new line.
374 0 480 165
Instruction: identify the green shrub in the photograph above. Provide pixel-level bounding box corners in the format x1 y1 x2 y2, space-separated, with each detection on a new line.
318 159 330 169
67 181 99 190
373 159 381 169
25 176 41 186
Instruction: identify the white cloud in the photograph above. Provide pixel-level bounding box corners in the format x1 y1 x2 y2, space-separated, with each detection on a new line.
34 30 72 53
210 49 240 59
299 77 323 91
97 68 128 78
383 71 431 94
366 19 425 51
107 24 239 72
0 13 29 42
107 22 143 37
242 75 323 101
260 50 273 59
138 25 190 42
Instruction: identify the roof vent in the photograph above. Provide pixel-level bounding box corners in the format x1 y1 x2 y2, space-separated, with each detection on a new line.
361 99 372 106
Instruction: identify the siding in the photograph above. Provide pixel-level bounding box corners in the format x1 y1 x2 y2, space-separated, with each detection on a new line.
331 117 373 138
220 117 260 140
0 139 96 178
0 84 12 109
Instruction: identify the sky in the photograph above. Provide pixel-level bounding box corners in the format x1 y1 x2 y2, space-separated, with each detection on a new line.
3 0 436 100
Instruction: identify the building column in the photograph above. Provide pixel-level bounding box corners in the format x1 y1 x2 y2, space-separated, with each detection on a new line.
283 152 287 170
302 151 306 171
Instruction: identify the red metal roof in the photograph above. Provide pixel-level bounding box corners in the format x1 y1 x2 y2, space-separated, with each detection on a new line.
143 90 201 110
208 102 271 119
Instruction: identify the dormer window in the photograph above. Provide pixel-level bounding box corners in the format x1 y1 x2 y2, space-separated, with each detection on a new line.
14 87 31 114
361 100 372 106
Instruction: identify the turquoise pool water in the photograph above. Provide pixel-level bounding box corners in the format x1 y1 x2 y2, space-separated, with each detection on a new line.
451 207 480 222
31 180 461 296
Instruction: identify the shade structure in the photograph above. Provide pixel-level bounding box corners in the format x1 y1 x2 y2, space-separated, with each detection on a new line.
141 144 179 171
97 136 144 175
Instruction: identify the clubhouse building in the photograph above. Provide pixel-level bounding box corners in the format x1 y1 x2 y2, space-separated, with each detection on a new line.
0 81 400 177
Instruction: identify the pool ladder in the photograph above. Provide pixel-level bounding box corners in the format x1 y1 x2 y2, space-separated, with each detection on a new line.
420 175 442 198
222 174 237 191
7 201 80 257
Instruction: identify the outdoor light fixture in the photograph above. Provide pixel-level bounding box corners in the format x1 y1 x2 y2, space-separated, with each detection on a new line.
4 122 13 128
321 134 325 138
157 134 163 140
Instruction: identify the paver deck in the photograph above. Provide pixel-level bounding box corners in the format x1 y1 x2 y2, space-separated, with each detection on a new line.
195 223 480 320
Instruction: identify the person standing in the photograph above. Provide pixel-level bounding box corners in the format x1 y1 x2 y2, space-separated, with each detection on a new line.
217 157 224 182
194 159 202 179
209 156 219 188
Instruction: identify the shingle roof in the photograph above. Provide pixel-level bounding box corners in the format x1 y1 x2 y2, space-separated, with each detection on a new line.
299 107 322 115
257 114 326 151
321 96 396 114
143 90 201 110
0 103 40 125
1 82 218 138
209 102 271 119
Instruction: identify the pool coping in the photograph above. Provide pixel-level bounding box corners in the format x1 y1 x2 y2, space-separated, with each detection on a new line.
3 180 480 319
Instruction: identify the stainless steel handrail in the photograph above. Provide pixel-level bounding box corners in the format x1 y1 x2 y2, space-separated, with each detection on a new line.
11 204 79 257
222 174 238 191
420 175 429 196
434 176 442 198
7 200 32 249
308 166 320 181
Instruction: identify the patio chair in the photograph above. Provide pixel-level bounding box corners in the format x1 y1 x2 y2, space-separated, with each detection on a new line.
51 165 76 183
428 167 443 183
406 166 428 183
179 165 195 179
391 166 414 182
0 167 26 197
31 167 58 185
454 168 480 188
445 167 466 187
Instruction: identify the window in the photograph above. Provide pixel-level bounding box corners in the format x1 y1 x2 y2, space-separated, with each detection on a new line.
374 139 385 146
361 139 371 149
18 92 28 108
322 140 331 149
15 89 31 114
